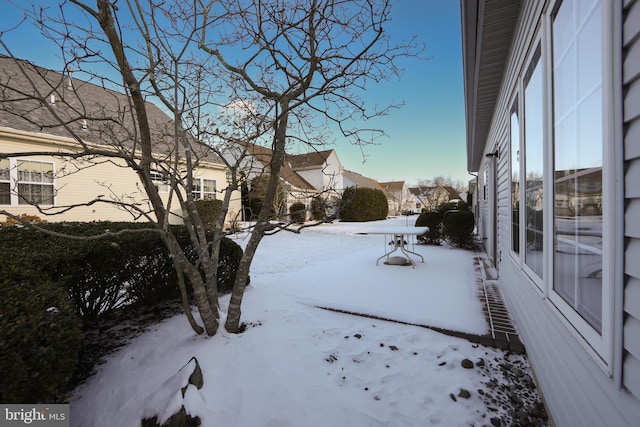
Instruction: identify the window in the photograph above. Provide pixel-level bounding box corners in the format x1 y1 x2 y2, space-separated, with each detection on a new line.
505 0 612 363
0 159 10 205
551 0 603 333
16 160 55 205
510 100 520 254
193 178 216 200
150 170 169 193
523 47 544 279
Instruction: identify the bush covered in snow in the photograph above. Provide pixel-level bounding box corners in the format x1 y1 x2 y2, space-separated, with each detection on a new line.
338 187 388 222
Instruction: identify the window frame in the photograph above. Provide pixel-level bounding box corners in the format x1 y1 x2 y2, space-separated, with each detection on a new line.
0 158 56 206
193 177 217 201
546 0 612 367
506 0 615 368
521 41 545 287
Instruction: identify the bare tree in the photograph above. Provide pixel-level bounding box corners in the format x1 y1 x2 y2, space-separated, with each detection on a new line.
1 0 421 335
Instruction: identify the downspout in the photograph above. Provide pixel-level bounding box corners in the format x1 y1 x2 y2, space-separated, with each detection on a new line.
468 170 479 235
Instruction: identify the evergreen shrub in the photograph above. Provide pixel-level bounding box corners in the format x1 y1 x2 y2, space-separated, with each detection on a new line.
194 199 223 231
0 222 245 319
442 210 475 248
289 203 306 223
0 266 82 403
339 187 388 222
415 211 442 245
311 196 328 221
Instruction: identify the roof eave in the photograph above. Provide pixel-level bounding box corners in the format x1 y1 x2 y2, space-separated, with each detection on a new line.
461 0 522 172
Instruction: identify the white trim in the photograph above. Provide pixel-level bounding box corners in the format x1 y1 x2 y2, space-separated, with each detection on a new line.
546 0 611 368
607 0 624 391
2 157 57 207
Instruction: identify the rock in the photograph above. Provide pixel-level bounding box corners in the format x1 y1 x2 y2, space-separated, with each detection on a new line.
449 393 457 402
458 388 471 399
389 345 399 351
461 358 474 369
141 357 204 427
490 417 502 427
142 409 201 427
476 358 485 367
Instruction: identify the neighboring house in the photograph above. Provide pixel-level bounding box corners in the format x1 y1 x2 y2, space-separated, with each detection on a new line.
379 181 414 215
342 169 398 217
409 185 462 212
287 149 345 214
0 55 240 226
461 0 640 425
342 169 384 191
227 142 317 220
287 149 344 195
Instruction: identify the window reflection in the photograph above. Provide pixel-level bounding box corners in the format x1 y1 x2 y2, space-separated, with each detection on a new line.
511 106 520 254
552 0 602 332
554 168 602 332
524 48 543 278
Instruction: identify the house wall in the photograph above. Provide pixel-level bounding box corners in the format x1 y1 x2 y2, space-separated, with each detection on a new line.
622 0 640 402
0 130 240 227
293 151 344 193
476 0 640 425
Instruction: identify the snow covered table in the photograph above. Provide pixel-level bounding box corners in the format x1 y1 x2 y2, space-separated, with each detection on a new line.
366 226 429 268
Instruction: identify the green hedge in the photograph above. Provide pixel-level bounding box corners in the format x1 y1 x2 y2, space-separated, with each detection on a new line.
0 222 244 320
0 266 82 403
339 187 388 222
0 221 245 403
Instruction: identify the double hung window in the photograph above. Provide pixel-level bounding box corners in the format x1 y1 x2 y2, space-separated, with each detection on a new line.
193 178 217 200
0 159 55 206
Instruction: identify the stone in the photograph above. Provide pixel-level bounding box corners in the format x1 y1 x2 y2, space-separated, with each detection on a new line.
461 358 474 369
458 388 471 399
141 357 204 427
490 417 502 427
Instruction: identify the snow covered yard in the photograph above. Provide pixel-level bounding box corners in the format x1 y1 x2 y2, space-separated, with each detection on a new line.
69 218 548 427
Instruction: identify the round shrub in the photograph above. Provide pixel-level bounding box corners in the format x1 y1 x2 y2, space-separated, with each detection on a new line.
289 202 306 224
339 187 388 222
0 266 82 403
443 210 475 248
415 211 442 245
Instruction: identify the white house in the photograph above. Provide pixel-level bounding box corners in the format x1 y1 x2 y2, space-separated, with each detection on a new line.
379 181 415 215
461 0 640 425
287 149 344 195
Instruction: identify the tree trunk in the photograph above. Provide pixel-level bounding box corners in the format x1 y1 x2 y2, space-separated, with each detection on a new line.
225 100 290 333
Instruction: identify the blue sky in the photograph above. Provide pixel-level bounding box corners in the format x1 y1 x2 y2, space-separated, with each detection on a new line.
0 1 469 187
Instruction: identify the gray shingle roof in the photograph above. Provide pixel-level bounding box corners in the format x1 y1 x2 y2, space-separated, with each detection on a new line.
0 55 223 165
